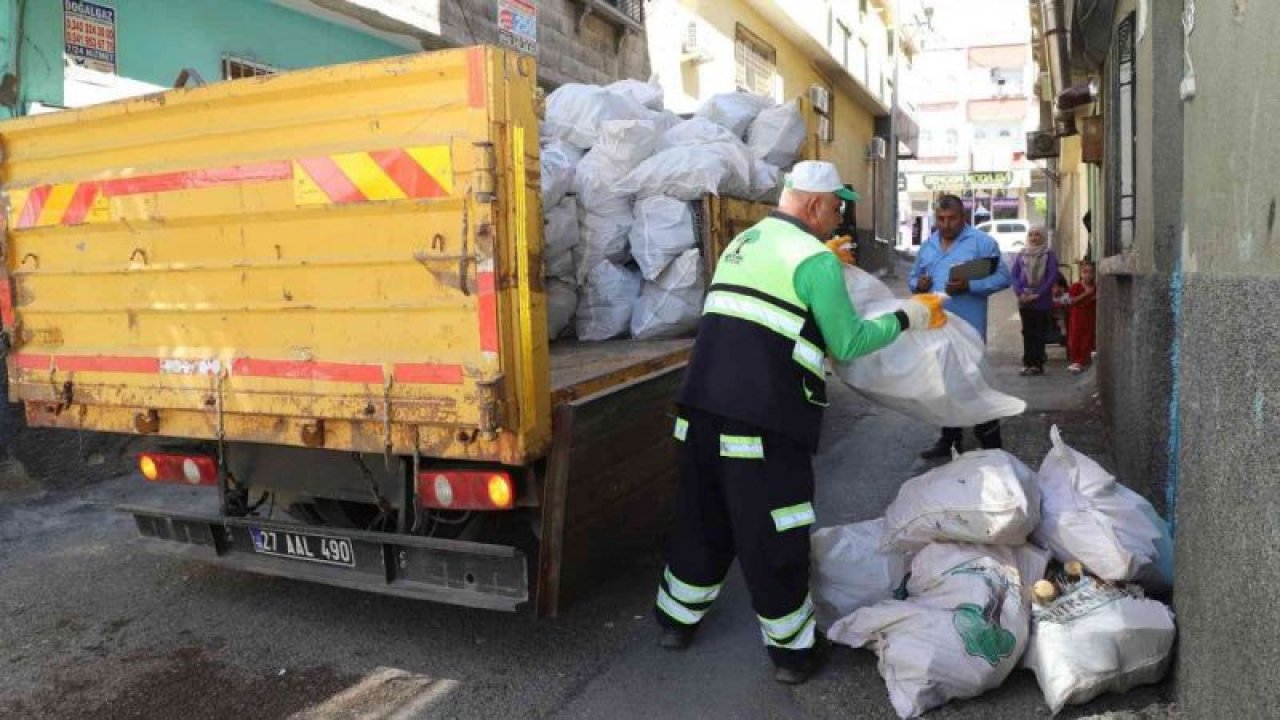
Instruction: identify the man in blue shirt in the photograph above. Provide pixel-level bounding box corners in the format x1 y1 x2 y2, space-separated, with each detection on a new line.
909 194 1013 459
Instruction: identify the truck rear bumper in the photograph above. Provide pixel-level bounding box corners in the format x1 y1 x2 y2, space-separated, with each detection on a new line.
121 505 528 611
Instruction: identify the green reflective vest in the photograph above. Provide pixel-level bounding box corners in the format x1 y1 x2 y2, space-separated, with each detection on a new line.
679 214 833 451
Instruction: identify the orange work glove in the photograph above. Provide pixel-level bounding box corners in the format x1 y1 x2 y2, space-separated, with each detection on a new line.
825 236 856 265
901 293 948 330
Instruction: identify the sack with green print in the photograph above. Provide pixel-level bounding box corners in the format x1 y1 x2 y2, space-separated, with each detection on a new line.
828 543 1043 719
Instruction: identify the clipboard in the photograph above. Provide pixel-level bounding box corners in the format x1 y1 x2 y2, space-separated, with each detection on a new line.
949 257 999 282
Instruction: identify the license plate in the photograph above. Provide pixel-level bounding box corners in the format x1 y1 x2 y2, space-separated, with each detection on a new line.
249 527 355 568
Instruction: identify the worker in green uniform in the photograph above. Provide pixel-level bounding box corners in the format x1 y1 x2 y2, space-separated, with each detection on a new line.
655 161 946 684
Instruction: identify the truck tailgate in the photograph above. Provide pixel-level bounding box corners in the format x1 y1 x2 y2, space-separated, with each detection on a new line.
1 47 548 465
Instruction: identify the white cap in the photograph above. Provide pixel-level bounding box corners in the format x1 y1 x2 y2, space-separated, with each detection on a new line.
784 161 861 201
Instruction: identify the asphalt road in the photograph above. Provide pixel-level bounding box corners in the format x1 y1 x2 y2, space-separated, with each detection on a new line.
0 272 1174 719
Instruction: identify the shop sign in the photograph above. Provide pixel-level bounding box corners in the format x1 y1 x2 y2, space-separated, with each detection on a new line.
64 0 117 75
921 171 1013 191
498 0 537 56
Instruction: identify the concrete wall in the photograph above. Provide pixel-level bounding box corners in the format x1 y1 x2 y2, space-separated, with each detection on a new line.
1173 0 1280 715
1092 0 1182 514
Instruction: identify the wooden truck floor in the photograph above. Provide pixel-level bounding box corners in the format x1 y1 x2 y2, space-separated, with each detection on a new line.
549 339 693 405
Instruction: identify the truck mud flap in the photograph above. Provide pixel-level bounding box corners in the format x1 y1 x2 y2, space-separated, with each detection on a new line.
121 505 527 612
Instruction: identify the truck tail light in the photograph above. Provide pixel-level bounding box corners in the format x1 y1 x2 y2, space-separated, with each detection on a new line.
138 453 218 486
417 470 515 510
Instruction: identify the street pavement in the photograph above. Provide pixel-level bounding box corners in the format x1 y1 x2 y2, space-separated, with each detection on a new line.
0 266 1174 719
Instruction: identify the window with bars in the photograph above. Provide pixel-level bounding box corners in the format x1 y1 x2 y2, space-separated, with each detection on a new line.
222 56 277 80
735 24 776 97
595 0 643 26
1106 13 1136 256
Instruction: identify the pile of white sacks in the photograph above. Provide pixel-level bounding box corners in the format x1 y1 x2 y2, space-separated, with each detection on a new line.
813 426 1176 717
540 81 807 341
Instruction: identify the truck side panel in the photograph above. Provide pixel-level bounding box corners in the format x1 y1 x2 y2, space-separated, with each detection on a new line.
0 47 549 465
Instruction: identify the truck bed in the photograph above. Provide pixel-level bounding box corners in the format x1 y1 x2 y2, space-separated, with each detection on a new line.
550 339 693 404
1 47 549 465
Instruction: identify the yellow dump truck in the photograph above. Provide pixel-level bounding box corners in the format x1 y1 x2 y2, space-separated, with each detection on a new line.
0 47 775 615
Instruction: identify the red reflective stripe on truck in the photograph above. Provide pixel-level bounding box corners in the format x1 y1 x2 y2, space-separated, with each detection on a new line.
15 353 160 374
231 358 384 384
98 161 294 196
0 277 15 329
477 270 499 353
467 46 487 109
15 185 50 230
60 182 102 225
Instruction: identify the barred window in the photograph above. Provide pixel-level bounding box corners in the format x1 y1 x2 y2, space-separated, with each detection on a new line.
735 24 776 97
222 56 277 81
598 0 643 24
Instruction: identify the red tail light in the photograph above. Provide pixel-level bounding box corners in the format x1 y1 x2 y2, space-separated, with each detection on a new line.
138 453 218 486
417 470 515 510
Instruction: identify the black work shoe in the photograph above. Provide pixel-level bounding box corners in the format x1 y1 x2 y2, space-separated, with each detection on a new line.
660 626 695 650
773 634 831 685
919 437 962 460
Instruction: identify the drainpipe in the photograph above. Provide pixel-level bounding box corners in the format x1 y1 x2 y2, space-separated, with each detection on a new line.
885 0 900 277
1039 0 1073 134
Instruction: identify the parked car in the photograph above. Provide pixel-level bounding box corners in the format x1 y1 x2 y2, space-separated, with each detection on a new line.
977 219 1030 254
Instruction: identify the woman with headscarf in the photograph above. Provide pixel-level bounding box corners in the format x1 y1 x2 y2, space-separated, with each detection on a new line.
1011 226 1058 375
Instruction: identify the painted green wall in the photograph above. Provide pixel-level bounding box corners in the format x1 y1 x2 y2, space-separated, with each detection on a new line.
1 0 410 116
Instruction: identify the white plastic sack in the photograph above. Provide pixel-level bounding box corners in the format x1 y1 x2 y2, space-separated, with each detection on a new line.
544 83 651 149
830 543 1035 719
572 118 660 209
546 279 579 340
1024 579 1175 714
577 196 633 285
617 141 753 201
695 92 773 138
576 261 642 341
541 139 583 208
661 116 741 149
810 518 909 631
651 110 684 136
749 160 782 202
1033 426 1174 586
606 78 665 110
835 266 1027 427
882 449 1041 551
544 197 580 283
747 99 807 167
590 118 662 175
630 248 704 340
630 196 697 281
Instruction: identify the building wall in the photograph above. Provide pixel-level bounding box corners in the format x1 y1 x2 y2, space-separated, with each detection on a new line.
0 0 410 115
646 0 879 229
1173 0 1280 715
1090 0 1182 519
437 0 649 88
0 0 648 119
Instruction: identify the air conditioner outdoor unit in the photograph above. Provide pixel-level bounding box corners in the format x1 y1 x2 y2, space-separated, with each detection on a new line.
867 137 887 160
1026 130 1060 160
680 22 713 64
809 85 831 116
818 116 834 143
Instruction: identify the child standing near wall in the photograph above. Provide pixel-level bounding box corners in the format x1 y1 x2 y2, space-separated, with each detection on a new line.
1066 261 1097 373
1051 271 1070 345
